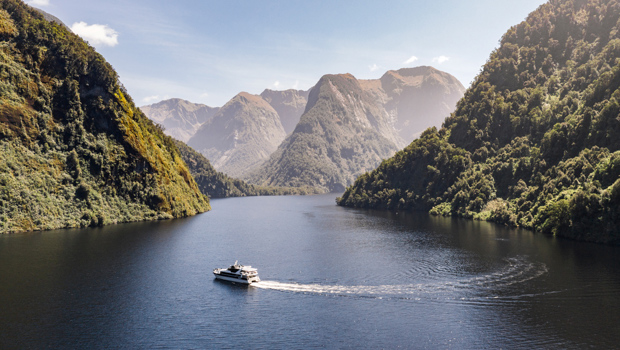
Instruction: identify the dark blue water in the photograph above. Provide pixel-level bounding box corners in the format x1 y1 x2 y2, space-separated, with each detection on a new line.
1 194 619 349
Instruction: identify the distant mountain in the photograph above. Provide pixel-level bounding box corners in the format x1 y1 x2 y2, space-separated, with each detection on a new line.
249 73 406 192
260 88 310 134
249 68 464 192
187 92 286 178
0 1 209 233
361 66 465 141
175 140 318 198
32 7 69 30
338 0 620 244
140 98 219 142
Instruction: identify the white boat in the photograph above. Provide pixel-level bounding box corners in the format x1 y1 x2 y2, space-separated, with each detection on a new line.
213 261 261 284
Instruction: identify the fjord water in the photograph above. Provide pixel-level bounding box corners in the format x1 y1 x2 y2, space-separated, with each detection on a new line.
1 195 619 349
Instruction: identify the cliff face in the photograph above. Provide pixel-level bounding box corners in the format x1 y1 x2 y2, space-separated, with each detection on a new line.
338 0 620 245
0 1 209 233
140 98 219 142
187 92 286 178
260 88 309 134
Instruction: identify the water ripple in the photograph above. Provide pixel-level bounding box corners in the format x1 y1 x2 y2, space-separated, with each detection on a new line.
252 256 548 302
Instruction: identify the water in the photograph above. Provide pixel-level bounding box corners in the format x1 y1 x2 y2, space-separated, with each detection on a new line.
1 194 619 349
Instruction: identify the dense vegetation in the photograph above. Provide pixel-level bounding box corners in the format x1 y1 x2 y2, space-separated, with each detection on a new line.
0 0 209 233
175 140 317 198
338 0 620 244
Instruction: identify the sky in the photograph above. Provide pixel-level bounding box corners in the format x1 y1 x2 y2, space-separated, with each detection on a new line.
26 0 548 107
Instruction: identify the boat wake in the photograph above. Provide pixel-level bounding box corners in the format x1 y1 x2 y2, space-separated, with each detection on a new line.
252 256 548 300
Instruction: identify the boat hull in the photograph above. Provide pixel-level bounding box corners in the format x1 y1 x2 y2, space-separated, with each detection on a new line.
213 273 258 285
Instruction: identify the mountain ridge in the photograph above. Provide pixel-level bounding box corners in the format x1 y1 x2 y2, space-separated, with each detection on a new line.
250 68 465 192
140 98 219 142
187 91 286 178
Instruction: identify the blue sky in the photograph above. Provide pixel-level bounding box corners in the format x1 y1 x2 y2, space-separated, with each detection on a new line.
27 0 547 107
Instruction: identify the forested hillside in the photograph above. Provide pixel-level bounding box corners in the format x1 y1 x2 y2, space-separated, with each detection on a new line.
250 73 403 192
338 0 620 244
0 0 209 233
175 140 317 198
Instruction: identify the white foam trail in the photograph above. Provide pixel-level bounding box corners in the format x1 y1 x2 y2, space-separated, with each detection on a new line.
252 256 547 299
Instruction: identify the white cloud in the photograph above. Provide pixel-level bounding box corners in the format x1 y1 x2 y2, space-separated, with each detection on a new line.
292 80 299 89
26 0 49 6
404 56 418 64
369 63 381 72
432 56 450 64
273 81 280 88
200 92 209 98
142 95 160 104
71 21 119 47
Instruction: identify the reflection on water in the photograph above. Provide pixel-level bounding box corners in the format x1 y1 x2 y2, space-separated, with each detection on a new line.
1 194 619 349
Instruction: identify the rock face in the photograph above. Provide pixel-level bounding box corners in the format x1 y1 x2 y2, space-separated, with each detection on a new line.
140 98 219 142
361 66 465 142
0 1 209 233
250 68 465 192
338 0 620 245
260 88 310 134
187 92 286 178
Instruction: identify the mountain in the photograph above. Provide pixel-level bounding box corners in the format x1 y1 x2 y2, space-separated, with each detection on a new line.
338 0 620 244
31 7 69 30
140 98 219 142
250 73 407 192
260 88 310 134
187 92 286 178
249 68 464 192
0 1 209 233
174 140 318 198
361 66 465 141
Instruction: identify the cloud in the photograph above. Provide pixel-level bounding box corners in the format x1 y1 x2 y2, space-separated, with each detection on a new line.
432 56 450 64
273 81 280 88
71 21 119 47
200 92 209 98
292 80 299 89
141 95 160 104
369 63 381 72
404 56 418 64
26 0 49 6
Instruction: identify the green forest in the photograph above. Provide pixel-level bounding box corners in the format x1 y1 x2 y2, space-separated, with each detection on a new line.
338 0 620 244
175 140 318 198
0 0 209 233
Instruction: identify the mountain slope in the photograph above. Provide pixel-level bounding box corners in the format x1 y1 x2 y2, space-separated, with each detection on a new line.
260 88 309 134
250 73 405 192
174 140 318 198
338 0 620 244
250 68 464 193
0 1 209 233
361 66 465 141
140 98 219 142
187 92 286 178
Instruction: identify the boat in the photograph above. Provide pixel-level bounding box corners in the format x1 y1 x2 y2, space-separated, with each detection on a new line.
213 261 261 284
